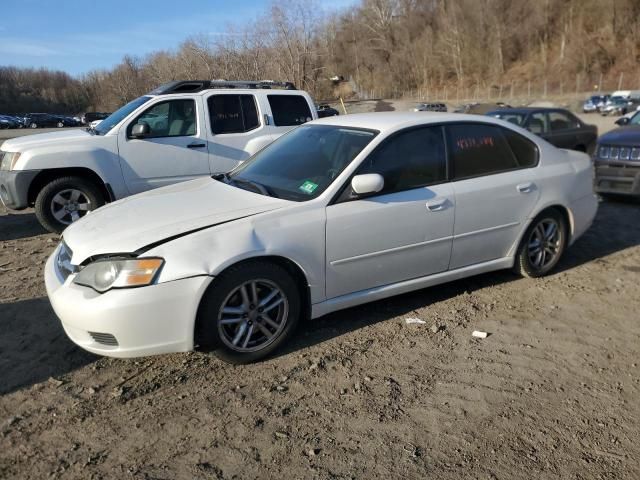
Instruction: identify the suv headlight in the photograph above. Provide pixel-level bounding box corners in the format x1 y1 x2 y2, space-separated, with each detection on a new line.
74 258 164 293
0 152 21 171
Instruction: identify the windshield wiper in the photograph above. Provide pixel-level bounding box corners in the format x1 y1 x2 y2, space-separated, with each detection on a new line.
213 173 278 198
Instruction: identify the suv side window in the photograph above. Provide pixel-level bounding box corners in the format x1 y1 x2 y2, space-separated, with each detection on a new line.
549 111 580 130
208 94 259 134
267 95 312 126
130 99 196 138
355 126 447 195
447 123 528 179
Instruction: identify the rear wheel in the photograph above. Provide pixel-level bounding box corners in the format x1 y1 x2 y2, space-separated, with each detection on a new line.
34 176 105 233
57 121 64 128
30 122 38 129
196 261 301 364
513 210 567 278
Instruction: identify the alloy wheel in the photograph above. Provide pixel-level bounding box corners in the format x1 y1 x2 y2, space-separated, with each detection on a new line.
50 188 92 225
217 279 289 353
527 218 562 271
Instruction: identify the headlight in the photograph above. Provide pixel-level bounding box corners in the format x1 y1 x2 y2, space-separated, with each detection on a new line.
73 258 164 293
0 152 21 171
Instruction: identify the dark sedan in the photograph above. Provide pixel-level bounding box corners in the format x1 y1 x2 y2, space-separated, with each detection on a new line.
23 113 61 129
593 110 640 198
486 107 597 154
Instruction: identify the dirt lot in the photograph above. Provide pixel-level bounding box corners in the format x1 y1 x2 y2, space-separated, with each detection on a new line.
1 108 639 479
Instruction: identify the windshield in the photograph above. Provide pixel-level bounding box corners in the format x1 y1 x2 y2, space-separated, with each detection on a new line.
94 96 152 135
487 111 525 126
229 125 378 201
630 112 640 125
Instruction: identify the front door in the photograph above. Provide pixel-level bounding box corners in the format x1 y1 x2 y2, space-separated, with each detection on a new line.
117 97 210 194
325 126 455 299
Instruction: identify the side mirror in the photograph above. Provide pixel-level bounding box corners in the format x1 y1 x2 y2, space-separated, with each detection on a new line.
615 117 630 126
351 173 384 196
131 122 150 138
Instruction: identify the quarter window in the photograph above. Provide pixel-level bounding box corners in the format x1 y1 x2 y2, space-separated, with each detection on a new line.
356 126 447 194
130 99 196 138
208 94 259 134
267 95 313 126
447 124 534 179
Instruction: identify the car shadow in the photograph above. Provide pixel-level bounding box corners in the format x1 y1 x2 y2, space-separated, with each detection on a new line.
0 211 48 241
276 200 640 359
0 297 96 395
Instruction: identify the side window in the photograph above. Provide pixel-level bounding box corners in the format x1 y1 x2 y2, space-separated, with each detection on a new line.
267 95 313 126
208 94 259 134
446 124 521 179
526 112 548 134
549 111 579 131
356 126 446 195
130 99 196 138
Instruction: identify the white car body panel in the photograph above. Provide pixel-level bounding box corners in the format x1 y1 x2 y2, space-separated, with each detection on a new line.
45 112 599 358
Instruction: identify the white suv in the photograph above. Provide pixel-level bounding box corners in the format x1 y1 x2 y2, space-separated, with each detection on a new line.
0 80 317 232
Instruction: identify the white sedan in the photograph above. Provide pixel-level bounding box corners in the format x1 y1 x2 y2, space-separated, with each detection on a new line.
45 112 598 363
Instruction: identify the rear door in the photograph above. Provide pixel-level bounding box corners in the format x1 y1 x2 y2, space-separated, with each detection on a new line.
117 96 210 194
542 110 580 149
325 126 454 299
446 123 540 269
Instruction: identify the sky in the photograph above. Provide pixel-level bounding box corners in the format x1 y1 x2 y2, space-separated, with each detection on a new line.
0 0 356 77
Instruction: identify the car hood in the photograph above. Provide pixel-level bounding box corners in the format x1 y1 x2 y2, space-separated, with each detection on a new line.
1 129 94 152
63 177 290 264
598 126 640 147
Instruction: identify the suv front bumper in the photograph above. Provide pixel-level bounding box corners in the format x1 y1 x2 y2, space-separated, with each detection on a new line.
594 163 640 196
0 169 39 209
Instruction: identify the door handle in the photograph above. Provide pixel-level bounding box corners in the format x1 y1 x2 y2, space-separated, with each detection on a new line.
517 182 534 193
187 142 206 149
426 198 447 212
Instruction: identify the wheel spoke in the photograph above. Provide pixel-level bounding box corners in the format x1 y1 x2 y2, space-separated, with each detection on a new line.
260 314 280 330
255 321 274 339
76 203 90 211
544 222 557 241
71 211 80 222
240 285 251 309
232 322 247 346
52 193 66 206
250 281 259 305
70 190 81 202
263 296 283 313
53 209 68 221
220 316 244 325
241 324 254 348
222 306 245 315
259 288 279 308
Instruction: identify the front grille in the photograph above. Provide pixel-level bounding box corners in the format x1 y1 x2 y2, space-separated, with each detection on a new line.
56 242 76 281
598 145 640 162
88 332 119 347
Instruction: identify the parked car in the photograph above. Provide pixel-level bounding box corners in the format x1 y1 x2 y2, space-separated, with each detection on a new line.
583 95 609 113
485 107 597 154
51 115 82 127
0 80 318 233
593 109 640 198
43 112 598 363
0 115 21 129
316 104 339 118
601 97 640 116
413 102 447 112
22 113 61 129
81 112 111 125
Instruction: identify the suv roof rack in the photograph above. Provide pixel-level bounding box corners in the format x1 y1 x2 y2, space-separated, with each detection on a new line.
149 80 297 95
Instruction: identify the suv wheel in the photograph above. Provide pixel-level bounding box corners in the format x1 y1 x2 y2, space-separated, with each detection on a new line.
34 176 105 233
196 261 301 364
514 210 567 278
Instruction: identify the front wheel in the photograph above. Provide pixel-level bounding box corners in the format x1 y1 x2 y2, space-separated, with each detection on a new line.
513 210 567 278
57 122 64 128
30 122 38 129
196 261 301 364
34 176 105 233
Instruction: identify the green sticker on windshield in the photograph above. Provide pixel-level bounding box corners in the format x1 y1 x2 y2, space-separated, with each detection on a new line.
298 180 319 195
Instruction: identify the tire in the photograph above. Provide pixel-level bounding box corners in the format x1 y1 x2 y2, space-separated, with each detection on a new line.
196 261 301 364
513 209 567 278
34 176 105 233
57 122 64 128
30 122 38 129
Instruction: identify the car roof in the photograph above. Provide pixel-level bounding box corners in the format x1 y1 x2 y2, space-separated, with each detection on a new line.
486 107 570 114
309 111 511 133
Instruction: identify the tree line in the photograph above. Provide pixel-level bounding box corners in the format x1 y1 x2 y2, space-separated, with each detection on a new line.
2 0 639 114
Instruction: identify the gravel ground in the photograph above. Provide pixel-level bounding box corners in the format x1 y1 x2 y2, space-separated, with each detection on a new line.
1 104 639 479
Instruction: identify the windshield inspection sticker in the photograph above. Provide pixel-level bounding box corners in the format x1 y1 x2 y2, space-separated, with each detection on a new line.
298 180 319 195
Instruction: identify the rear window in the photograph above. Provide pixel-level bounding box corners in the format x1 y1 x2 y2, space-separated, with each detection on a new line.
267 95 313 126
